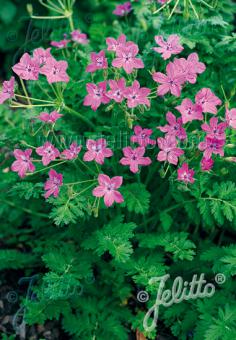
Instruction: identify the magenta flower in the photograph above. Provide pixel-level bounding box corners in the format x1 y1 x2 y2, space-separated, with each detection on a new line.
71 30 88 44
195 88 222 114
158 111 187 140
37 111 63 124
113 2 132 16
106 34 127 52
40 57 69 83
51 39 70 49
226 107 236 129
130 126 156 147
12 53 40 80
86 51 108 73
201 117 227 140
177 163 195 184
153 62 185 97
33 48 52 66
175 98 203 124
153 35 183 60
124 80 150 108
157 135 184 165
201 157 214 171
11 149 35 178
173 53 205 84
120 146 151 173
92 174 124 207
0 76 15 104
44 169 63 199
61 142 82 160
198 137 225 159
107 78 126 103
112 43 144 74
83 139 113 165
36 142 60 166
83 81 110 111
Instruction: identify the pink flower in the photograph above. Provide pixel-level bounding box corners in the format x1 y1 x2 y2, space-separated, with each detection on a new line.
33 48 52 66
158 0 168 3
92 174 124 207
51 39 70 49
120 146 151 173
12 53 40 80
83 81 110 111
201 117 227 140
153 62 185 97
0 76 15 104
71 30 88 44
158 111 187 140
173 53 205 84
37 111 63 124
195 88 222 114
44 169 63 198
107 78 126 103
36 142 60 166
86 51 108 73
153 35 183 60
40 57 69 83
106 34 127 52
83 139 113 164
112 43 144 74
157 135 184 165
124 80 150 108
61 142 82 160
113 2 132 16
11 149 35 178
226 107 236 129
198 137 225 159
175 98 203 124
201 157 214 171
177 163 195 184
130 126 156 147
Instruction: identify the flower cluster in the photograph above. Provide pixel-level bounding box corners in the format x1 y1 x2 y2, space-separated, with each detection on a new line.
51 30 89 49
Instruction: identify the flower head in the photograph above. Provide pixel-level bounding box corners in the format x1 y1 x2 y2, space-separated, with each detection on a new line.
83 81 110 111
93 174 124 207
113 2 132 16
226 107 236 129
120 146 151 173
106 34 127 52
175 98 203 124
0 76 15 104
157 111 187 140
37 111 63 124
33 48 52 66
86 51 108 73
51 39 70 49
40 57 69 83
201 117 227 140
131 126 156 147
124 80 150 108
36 142 60 166
201 157 214 171
157 135 184 165
44 169 63 198
173 53 205 84
83 139 113 164
195 88 222 114
11 149 35 178
198 137 225 159
153 35 183 60
177 163 195 183
71 30 88 44
12 53 40 80
61 142 82 160
107 78 126 103
112 43 144 74
153 62 185 97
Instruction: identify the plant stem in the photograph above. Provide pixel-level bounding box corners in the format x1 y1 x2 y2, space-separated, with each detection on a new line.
64 106 96 130
20 78 31 105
